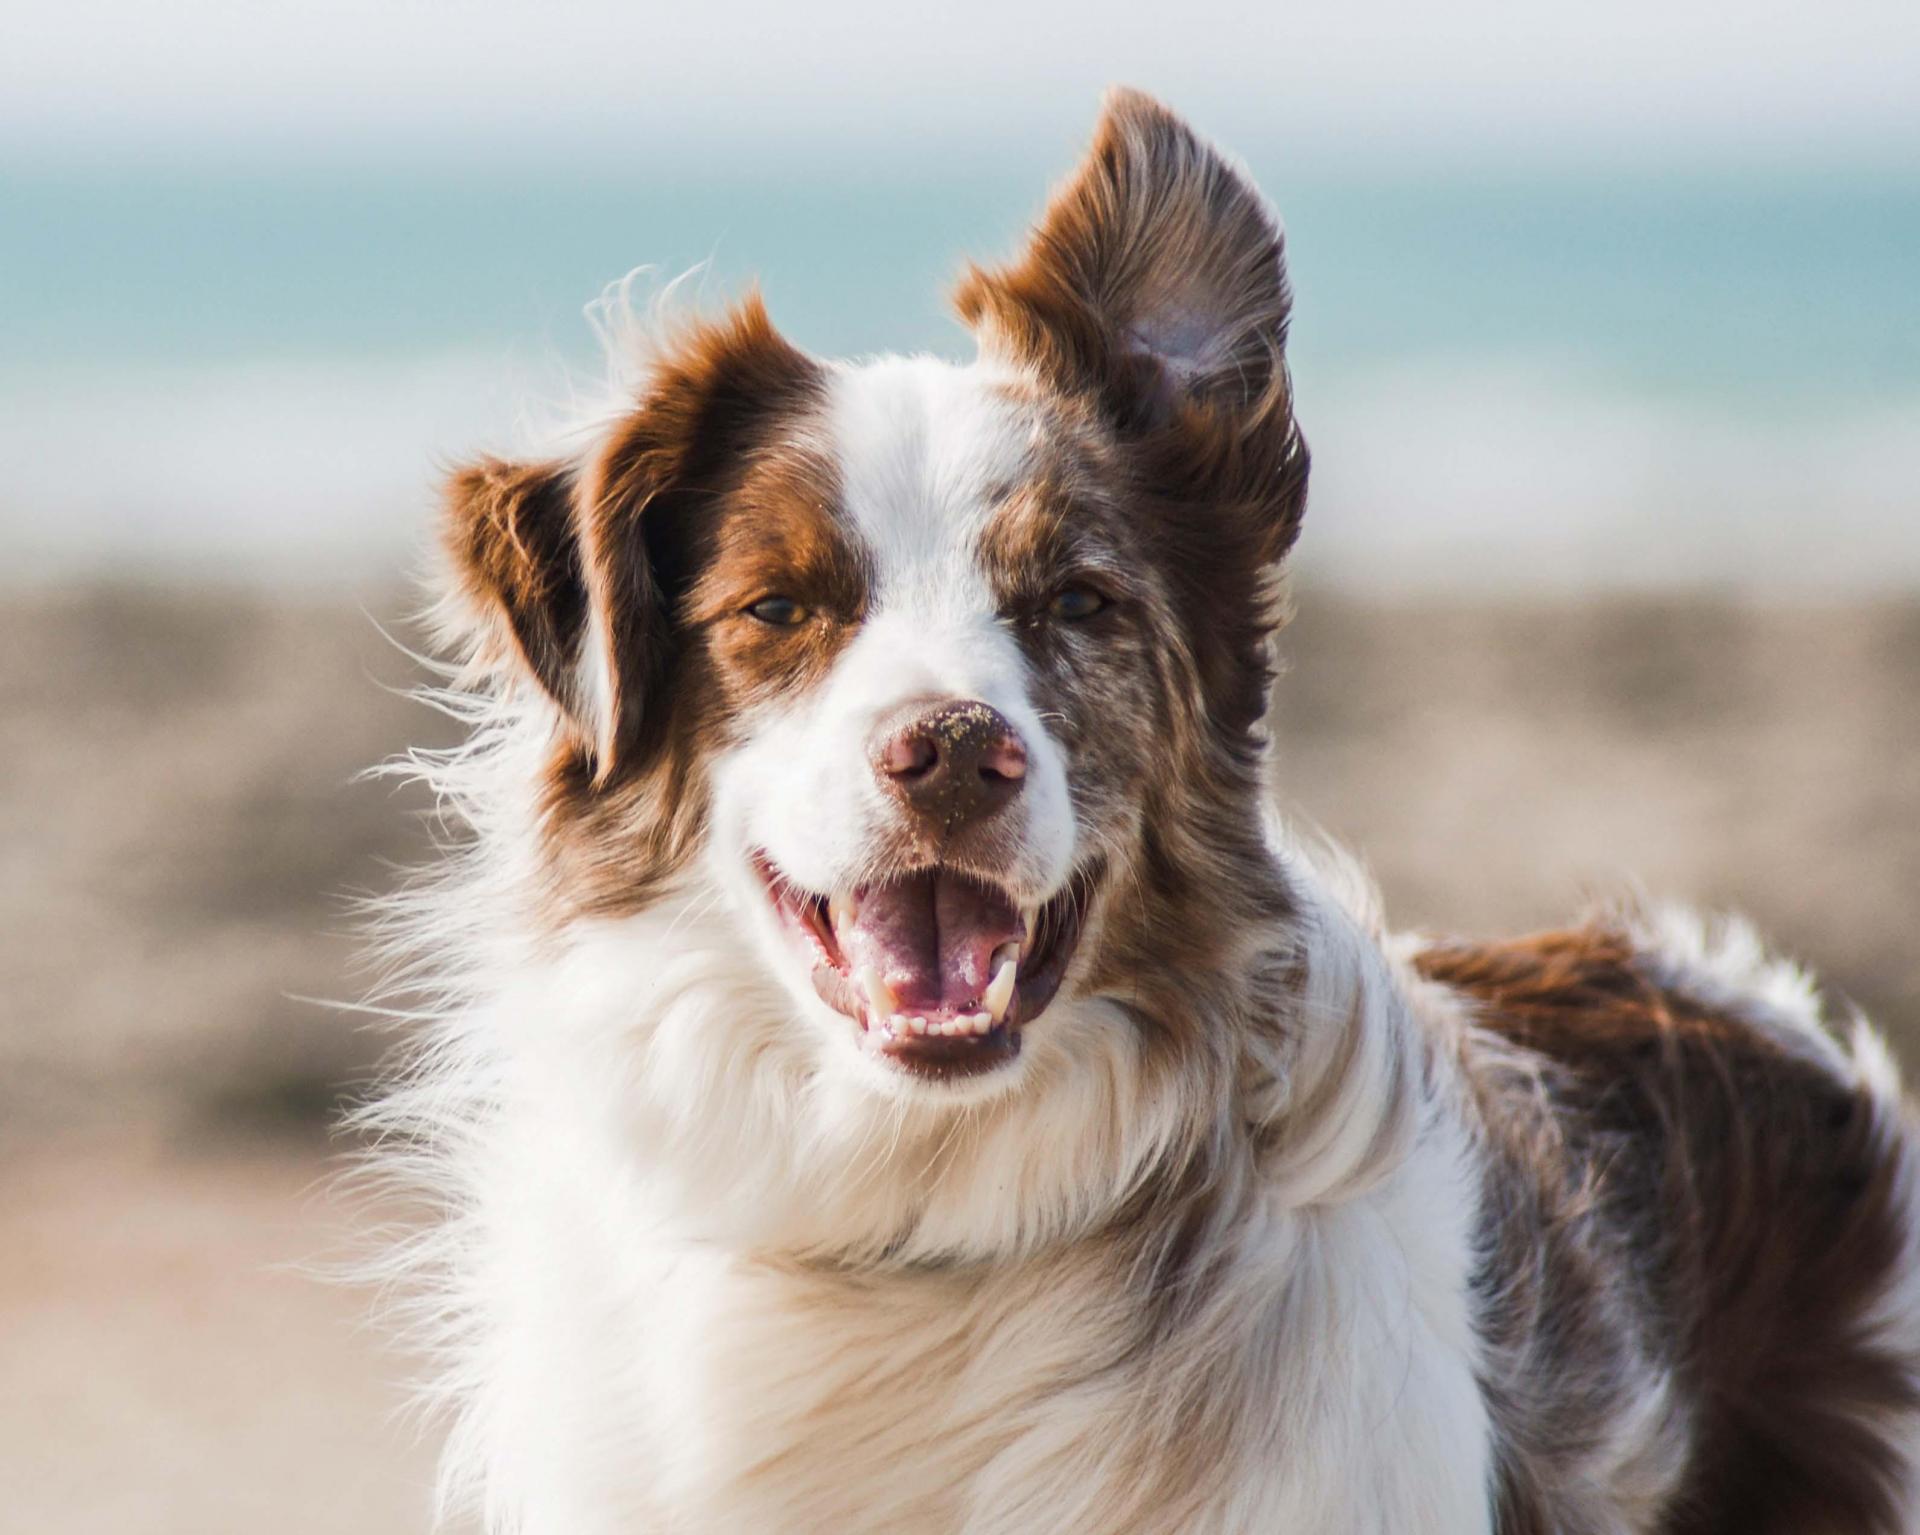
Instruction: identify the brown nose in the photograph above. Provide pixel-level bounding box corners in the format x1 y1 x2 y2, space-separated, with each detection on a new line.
873 700 1027 828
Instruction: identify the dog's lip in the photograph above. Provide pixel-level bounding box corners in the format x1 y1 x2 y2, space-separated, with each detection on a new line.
752 854 1096 1080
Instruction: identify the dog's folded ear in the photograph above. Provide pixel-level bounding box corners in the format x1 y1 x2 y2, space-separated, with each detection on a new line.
441 296 819 781
441 453 602 735
955 89 1307 558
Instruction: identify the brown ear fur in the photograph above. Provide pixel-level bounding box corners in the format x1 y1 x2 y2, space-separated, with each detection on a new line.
954 88 1308 563
441 455 593 723
443 292 822 781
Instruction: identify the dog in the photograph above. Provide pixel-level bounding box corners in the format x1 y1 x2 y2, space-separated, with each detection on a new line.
366 90 1920 1533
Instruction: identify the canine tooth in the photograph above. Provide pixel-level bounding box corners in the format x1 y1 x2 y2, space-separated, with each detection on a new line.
857 966 896 1019
829 888 857 933
983 956 1018 1023
1019 909 1038 960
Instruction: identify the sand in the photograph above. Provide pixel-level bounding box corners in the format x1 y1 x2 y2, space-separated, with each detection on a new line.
3 585 1915 1531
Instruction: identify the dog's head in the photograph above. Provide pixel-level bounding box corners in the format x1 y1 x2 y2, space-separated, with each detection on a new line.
437 92 1307 1250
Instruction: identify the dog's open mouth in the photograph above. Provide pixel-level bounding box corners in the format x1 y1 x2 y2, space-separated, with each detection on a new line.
753 856 1094 1079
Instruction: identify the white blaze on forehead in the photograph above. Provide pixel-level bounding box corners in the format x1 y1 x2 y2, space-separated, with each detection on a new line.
813 354 1041 741
825 355 1035 619
704 352 1076 905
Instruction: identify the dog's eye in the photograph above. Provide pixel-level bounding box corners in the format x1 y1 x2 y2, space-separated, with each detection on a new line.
747 596 810 627
1046 585 1108 622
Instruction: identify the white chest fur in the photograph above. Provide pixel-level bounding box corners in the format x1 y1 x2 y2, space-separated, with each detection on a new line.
450 1104 1494 1535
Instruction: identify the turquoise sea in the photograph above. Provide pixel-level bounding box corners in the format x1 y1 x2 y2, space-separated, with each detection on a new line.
4 155 1917 589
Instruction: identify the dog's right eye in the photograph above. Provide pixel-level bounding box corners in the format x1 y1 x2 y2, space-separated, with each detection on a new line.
747 596 810 627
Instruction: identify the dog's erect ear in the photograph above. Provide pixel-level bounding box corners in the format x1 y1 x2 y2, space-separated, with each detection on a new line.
956 88 1291 418
442 295 820 780
954 90 1307 557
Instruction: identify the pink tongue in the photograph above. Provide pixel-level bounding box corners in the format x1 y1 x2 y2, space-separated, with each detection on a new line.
835 872 1023 1013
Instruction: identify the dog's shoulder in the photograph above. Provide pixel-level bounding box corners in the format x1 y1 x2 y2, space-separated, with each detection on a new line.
1413 915 1888 1151
1414 917 1920 1534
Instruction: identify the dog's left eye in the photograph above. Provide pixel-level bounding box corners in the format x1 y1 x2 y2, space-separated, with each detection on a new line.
747 596 810 627
1047 585 1108 622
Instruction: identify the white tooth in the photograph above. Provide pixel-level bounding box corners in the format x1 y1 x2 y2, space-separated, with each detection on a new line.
858 967 896 1019
983 956 1018 1023
1019 909 1038 960
970 1012 992 1035
829 888 856 933
909 1016 928 1036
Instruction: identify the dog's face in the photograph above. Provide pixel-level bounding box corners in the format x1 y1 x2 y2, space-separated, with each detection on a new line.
442 93 1307 1144
705 360 1137 1091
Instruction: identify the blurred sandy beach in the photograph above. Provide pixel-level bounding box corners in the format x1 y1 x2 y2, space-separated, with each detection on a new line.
3 585 1915 1533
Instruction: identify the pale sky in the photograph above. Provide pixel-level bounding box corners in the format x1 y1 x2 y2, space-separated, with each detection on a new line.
7 0 1919 168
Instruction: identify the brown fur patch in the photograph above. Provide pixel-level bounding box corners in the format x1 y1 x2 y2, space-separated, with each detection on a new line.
953 88 1309 573
441 456 590 723
579 293 827 776
954 90 1288 420
681 444 868 714
442 295 870 920
969 405 1162 840
1419 927 1919 1534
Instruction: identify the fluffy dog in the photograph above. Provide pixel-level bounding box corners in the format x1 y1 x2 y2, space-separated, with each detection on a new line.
367 90 1920 1532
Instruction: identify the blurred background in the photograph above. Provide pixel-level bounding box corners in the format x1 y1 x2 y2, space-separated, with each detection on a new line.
3 2 1917 1529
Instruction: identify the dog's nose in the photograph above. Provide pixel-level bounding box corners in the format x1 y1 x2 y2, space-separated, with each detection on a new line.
873 700 1027 828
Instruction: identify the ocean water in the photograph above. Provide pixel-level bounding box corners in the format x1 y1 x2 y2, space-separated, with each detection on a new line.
3 157 1917 590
